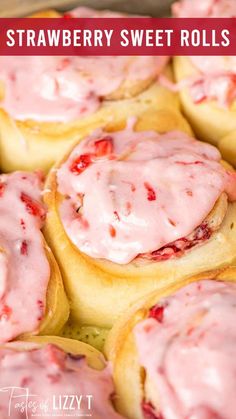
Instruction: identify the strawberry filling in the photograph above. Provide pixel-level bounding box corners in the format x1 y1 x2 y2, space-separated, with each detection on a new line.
142 222 211 262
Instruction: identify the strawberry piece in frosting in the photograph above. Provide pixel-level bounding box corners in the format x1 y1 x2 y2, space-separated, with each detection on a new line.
57 126 236 264
172 0 236 107
142 400 162 419
0 172 49 342
134 280 236 419
0 343 123 418
94 136 114 157
148 305 165 323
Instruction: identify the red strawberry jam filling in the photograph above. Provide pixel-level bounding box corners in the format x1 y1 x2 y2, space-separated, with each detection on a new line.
0 343 123 418
141 221 212 262
57 126 236 264
135 280 236 419
0 172 49 342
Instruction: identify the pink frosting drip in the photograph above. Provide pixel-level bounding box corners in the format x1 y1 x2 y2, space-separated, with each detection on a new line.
172 0 236 107
0 172 50 342
57 126 236 264
134 280 236 419
0 7 168 122
0 344 123 418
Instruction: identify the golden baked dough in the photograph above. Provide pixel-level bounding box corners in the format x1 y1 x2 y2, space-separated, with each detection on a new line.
218 130 236 167
33 239 70 337
14 237 70 339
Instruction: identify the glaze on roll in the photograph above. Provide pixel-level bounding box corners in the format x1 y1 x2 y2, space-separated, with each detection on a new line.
0 342 123 418
57 125 236 264
0 171 69 342
134 280 236 419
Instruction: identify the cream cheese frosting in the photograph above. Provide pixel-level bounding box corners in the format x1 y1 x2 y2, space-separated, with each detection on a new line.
0 7 168 122
57 126 236 264
0 343 123 418
134 279 236 419
0 172 49 342
172 0 236 107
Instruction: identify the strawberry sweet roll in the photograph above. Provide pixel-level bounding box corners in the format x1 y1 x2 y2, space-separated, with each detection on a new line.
0 335 124 418
105 267 236 419
172 0 236 165
43 112 236 327
0 171 69 342
0 6 174 173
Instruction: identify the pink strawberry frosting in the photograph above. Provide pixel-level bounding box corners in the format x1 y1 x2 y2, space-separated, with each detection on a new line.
0 7 168 122
57 125 236 264
0 171 49 342
134 279 236 419
0 343 123 418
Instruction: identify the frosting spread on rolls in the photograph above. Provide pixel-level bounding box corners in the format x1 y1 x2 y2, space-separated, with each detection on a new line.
0 7 167 122
0 344 123 418
57 126 236 264
172 0 236 107
173 0 236 17
0 172 49 342
134 280 236 419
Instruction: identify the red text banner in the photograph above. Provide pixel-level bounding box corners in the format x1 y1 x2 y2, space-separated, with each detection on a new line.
0 17 235 55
